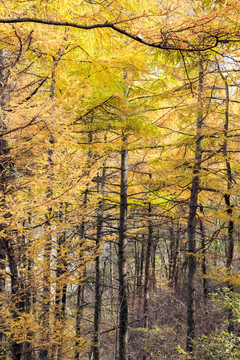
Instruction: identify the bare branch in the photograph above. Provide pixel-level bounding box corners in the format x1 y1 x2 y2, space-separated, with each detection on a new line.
0 17 220 52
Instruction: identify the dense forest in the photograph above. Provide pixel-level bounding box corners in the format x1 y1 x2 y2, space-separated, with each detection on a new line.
0 1 240 359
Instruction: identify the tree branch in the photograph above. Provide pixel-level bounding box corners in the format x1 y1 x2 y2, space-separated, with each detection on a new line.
0 17 220 52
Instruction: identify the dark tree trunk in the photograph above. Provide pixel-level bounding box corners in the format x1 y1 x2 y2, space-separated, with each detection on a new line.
186 60 204 353
137 236 145 298
92 167 105 360
39 232 51 360
53 204 68 360
169 224 175 288
169 221 180 292
216 59 234 333
75 189 88 360
20 233 35 360
39 54 58 359
76 125 93 359
143 202 153 329
133 238 139 306
5 239 23 360
0 48 7 360
109 241 114 310
39 137 53 360
0 239 5 358
199 205 208 300
150 239 157 292
118 134 128 360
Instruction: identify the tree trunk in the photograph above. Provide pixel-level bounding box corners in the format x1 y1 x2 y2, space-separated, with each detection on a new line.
92 167 105 360
169 224 175 288
76 125 93 359
150 239 157 292
199 205 208 300
5 238 23 360
118 134 128 360
39 52 59 359
186 59 204 353
216 58 234 333
137 236 145 298
0 48 7 360
39 231 51 359
0 238 5 358
53 204 67 360
75 190 88 360
169 221 181 292
143 202 153 329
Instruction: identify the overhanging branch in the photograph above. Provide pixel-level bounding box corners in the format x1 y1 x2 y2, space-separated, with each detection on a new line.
0 17 221 52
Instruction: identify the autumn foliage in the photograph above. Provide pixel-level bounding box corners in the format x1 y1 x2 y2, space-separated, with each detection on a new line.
0 1 240 360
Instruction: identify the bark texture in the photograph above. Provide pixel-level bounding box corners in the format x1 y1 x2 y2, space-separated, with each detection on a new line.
118 135 128 360
186 60 204 353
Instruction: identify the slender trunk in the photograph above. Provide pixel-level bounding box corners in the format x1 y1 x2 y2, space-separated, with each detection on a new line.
225 192 234 334
133 238 139 306
0 239 5 358
137 236 145 298
20 234 34 360
26 246 36 360
109 241 114 310
150 239 157 292
174 224 181 293
39 231 51 359
53 205 67 360
5 238 23 360
169 225 175 288
216 58 234 333
143 202 152 329
75 263 85 359
186 59 204 353
58 282 67 360
199 205 207 300
118 134 128 360
39 100 54 360
75 190 88 360
50 47 69 358
92 167 105 360
75 125 93 359
0 48 7 360
169 222 180 291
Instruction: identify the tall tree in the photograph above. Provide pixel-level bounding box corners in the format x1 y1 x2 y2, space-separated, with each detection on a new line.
186 58 204 353
118 132 128 360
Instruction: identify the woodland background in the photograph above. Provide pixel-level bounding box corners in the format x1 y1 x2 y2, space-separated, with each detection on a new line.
0 1 240 359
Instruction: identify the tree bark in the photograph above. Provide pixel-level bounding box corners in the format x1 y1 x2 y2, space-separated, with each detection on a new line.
75 124 93 359
216 58 234 333
0 239 5 358
53 204 68 360
92 166 105 360
75 190 88 360
169 221 181 291
186 59 204 353
39 68 55 358
0 48 7 360
5 238 23 360
199 205 208 300
118 134 128 360
143 202 153 329
137 236 145 299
